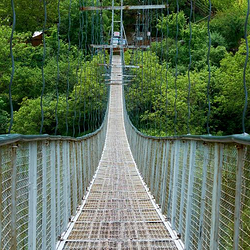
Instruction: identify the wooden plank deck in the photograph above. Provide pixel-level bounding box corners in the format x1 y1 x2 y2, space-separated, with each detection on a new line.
57 55 183 249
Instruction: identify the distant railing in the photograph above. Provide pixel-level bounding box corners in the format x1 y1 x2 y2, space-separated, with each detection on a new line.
0 113 108 250
124 91 250 250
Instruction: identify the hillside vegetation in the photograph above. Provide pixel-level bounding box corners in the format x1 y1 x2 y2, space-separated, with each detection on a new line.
0 0 249 136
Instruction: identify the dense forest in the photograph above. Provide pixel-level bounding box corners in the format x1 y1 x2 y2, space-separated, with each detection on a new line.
0 0 249 136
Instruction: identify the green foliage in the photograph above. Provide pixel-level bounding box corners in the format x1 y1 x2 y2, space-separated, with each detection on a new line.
125 30 250 136
0 0 58 33
212 37 250 134
0 97 9 134
125 51 210 136
210 4 248 50
12 53 107 136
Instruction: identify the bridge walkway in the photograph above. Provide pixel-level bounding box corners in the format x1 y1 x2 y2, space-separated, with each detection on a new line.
57 55 183 249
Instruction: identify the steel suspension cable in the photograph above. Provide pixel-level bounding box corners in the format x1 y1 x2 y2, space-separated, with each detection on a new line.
243 0 250 134
8 0 16 134
187 0 193 135
159 1 164 134
72 0 81 137
66 0 72 136
55 0 61 135
165 0 169 135
206 0 211 135
83 8 88 133
78 0 84 135
174 0 179 135
40 0 47 134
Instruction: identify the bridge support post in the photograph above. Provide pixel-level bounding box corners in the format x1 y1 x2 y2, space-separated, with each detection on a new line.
72 143 77 215
11 145 17 250
178 141 188 236
150 140 157 194
56 142 61 236
198 144 209 250
171 140 180 230
78 142 83 201
209 143 223 249
167 142 175 220
160 141 170 214
0 149 2 250
50 141 56 249
62 141 69 231
184 141 196 249
233 145 244 250
28 142 37 250
41 142 47 250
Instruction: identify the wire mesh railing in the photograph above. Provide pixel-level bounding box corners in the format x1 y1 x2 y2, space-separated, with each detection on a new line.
124 97 250 249
0 112 108 250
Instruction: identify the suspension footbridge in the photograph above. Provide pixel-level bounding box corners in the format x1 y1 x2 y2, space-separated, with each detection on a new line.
56 55 183 249
1 0 250 249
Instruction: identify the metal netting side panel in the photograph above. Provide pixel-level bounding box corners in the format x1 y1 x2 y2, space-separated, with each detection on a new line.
239 145 250 249
154 140 164 205
201 144 215 249
45 142 52 249
58 142 66 238
81 140 87 195
160 141 171 215
16 143 29 250
36 142 44 249
1 145 14 249
55 141 60 239
77 142 83 203
162 141 174 215
189 141 204 249
177 141 190 241
174 140 184 233
141 136 149 180
218 144 237 250
150 140 158 198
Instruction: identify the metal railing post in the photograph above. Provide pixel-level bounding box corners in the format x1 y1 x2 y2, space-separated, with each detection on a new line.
62 141 69 230
178 141 188 236
66 143 71 218
72 143 77 214
209 143 223 249
167 141 175 220
82 141 87 193
28 142 38 250
171 140 180 230
198 144 209 250
233 145 244 250
50 141 56 249
56 142 61 236
184 140 196 248
150 141 157 192
0 149 2 250
11 145 17 250
42 142 47 250
160 141 170 214
78 142 83 200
